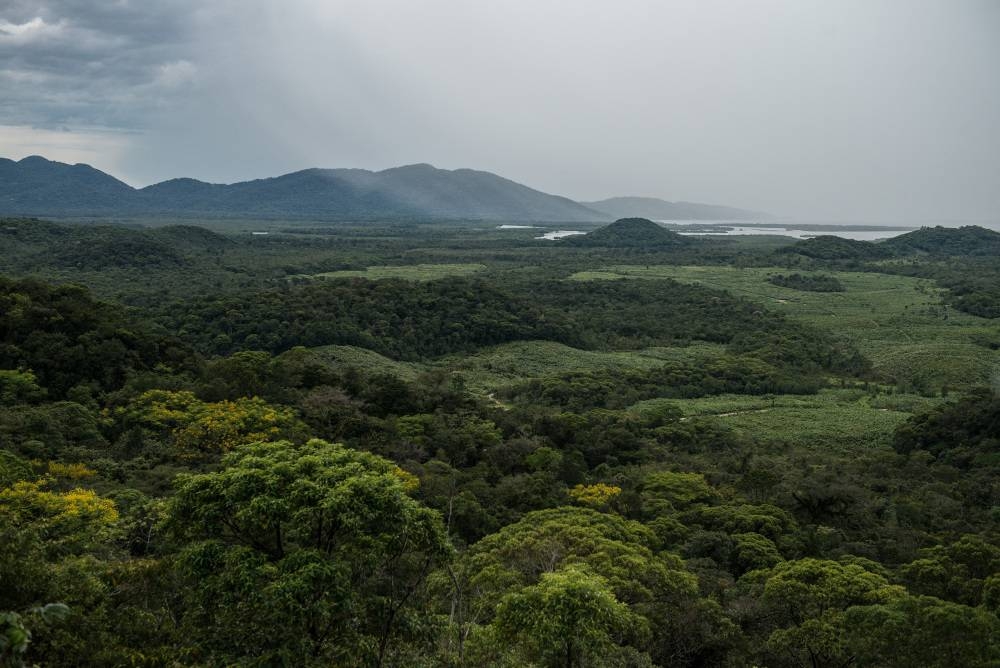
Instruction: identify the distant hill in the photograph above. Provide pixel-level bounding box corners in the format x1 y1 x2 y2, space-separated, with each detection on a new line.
777 235 891 260
0 218 231 270
881 225 1000 256
582 196 768 221
0 156 606 222
568 217 694 248
0 156 135 213
779 225 1000 261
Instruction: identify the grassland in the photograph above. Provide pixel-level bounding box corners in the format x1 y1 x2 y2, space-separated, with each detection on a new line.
310 340 728 396
299 263 487 281
570 266 1000 390
435 340 727 394
630 389 944 451
310 345 423 381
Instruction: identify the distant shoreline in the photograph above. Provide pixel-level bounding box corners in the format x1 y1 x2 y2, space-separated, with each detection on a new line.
659 220 917 232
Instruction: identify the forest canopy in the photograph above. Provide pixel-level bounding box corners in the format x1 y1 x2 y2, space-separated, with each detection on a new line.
1 218 997 667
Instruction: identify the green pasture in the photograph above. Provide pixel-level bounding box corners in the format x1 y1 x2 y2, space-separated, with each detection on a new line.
309 345 423 381
631 389 943 451
571 265 1000 389
436 340 727 394
309 340 729 396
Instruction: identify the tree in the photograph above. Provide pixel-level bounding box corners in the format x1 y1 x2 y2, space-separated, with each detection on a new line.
118 389 304 458
485 566 649 668
455 507 736 667
843 595 1000 668
741 558 907 667
0 478 128 665
167 438 452 666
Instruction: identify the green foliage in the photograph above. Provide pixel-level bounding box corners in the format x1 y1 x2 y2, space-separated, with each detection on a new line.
457 507 736 666
0 277 196 398
0 604 69 668
882 225 1000 257
893 387 1000 467
898 535 1000 606
843 595 1000 668
118 389 305 457
1 225 997 667
573 264 998 389
506 354 823 411
157 277 572 358
567 217 692 248
167 439 452 665
0 370 45 406
485 565 649 667
641 471 718 515
0 452 31 488
776 234 891 260
744 558 909 667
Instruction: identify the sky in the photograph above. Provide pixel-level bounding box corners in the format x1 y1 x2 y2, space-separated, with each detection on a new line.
1 0 998 222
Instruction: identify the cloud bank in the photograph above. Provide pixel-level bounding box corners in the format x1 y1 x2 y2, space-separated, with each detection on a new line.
1 0 998 222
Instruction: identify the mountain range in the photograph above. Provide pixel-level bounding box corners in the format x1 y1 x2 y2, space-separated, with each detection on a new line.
0 155 766 222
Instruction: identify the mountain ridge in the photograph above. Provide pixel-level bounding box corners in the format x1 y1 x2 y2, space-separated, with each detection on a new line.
1 155 757 223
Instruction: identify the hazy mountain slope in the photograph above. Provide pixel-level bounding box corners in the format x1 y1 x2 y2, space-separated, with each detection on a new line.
582 195 768 220
0 156 136 213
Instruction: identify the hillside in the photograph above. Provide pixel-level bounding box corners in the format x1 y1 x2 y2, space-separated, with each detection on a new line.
0 156 607 222
0 156 135 213
777 235 891 260
0 218 231 271
882 225 1000 256
568 217 694 247
582 195 768 221
779 226 1000 261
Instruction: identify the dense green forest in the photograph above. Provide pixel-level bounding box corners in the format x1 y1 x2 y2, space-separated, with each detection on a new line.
1 217 998 667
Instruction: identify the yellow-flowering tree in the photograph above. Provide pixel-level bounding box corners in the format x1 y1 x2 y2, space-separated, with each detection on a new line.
568 482 622 510
0 479 119 553
173 397 299 454
117 389 303 457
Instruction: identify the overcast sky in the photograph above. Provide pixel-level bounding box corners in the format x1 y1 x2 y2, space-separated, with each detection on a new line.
1 0 998 222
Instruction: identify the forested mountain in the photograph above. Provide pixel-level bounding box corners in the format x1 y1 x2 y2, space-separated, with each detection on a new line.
1 156 774 223
582 195 768 220
0 156 135 213
0 156 607 221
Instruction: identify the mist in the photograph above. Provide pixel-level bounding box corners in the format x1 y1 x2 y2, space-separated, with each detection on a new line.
2 0 998 222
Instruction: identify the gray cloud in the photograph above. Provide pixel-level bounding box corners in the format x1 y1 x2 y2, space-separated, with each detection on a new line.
0 0 200 127
1 0 999 222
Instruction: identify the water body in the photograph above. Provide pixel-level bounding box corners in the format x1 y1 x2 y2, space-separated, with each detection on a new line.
504 220 997 242
536 230 587 240
659 220 915 241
